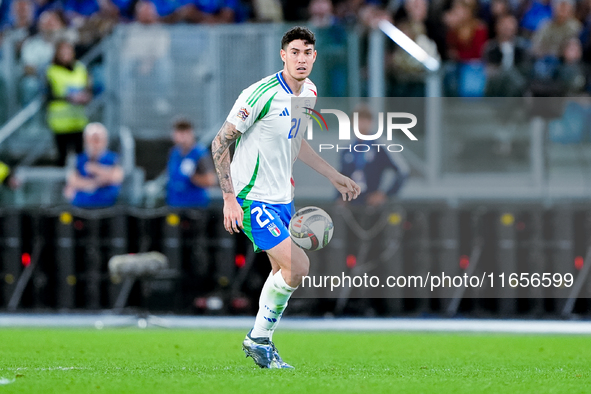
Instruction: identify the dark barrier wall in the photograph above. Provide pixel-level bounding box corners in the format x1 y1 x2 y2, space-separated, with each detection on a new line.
0 203 590 317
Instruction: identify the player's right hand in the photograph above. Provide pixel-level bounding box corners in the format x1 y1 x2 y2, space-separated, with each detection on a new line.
223 195 244 234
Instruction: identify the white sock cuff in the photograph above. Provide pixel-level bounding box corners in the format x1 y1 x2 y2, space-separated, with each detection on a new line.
274 270 298 292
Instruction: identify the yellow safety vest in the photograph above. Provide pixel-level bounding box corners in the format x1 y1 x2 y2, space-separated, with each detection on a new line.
46 62 89 134
0 161 10 184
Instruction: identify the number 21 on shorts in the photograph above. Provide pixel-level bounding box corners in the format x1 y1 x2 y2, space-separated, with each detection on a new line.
251 204 275 227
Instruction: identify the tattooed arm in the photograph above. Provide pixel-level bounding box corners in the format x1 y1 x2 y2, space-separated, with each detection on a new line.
211 121 243 234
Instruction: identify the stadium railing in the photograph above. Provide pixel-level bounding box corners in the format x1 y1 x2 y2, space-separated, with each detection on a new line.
1 203 590 319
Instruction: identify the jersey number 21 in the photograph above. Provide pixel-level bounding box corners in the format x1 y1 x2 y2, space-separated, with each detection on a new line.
288 118 301 139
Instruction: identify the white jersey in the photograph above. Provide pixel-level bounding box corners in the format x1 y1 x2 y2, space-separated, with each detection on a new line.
226 71 317 204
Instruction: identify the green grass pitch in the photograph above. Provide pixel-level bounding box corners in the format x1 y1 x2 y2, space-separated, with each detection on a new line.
0 328 589 393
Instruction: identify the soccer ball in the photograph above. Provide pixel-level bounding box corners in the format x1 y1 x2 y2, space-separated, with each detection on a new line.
289 206 334 251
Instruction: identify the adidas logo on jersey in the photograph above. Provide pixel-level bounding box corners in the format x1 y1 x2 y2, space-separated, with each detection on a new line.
279 108 290 117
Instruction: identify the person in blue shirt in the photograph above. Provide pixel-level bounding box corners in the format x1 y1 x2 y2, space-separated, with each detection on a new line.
339 104 410 206
62 0 136 21
170 0 238 23
64 122 124 208
142 0 180 18
166 118 216 208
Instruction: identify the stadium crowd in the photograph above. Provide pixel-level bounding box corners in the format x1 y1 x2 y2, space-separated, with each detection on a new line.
0 0 589 105
1 0 590 207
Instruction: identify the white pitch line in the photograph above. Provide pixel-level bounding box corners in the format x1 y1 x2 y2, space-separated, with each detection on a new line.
0 314 591 334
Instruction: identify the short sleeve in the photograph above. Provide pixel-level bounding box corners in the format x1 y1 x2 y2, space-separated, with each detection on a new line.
225 78 272 133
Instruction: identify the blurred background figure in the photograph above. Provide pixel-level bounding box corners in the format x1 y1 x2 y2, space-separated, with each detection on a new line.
168 0 239 24
64 122 123 208
309 0 337 28
529 0 582 95
0 161 21 189
481 0 512 39
339 105 409 207
519 0 553 37
19 10 76 105
443 0 489 96
166 118 216 208
250 0 283 22
46 40 92 166
388 0 440 97
445 0 488 62
6 0 36 47
531 0 581 59
121 1 172 117
307 0 349 96
556 36 587 94
66 0 126 52
483 14 531 97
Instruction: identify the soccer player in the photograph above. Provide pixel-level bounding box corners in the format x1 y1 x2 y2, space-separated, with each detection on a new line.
211 26 361 369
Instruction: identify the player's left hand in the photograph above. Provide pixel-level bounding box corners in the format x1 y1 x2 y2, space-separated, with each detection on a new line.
331 174 361 201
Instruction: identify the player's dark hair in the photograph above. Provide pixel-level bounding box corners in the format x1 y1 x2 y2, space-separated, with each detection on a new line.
281 26 316 50
172 117 193 132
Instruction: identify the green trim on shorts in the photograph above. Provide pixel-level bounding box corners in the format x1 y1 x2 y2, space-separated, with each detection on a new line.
239 199 263 253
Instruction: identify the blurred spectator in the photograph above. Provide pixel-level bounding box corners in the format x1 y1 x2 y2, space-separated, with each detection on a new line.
5 0 36 48
483 14 531 96
64 122 123 208
444 0 488 61
46 40 92 166
32 0 63 20
339 105 409 207
19 10 76 104
388 0 440 96
444 0 488 96
519 0 552 36
359 3 392 28
8 0 36 31
336 0 375 25
122 1 172 115
65 0 124 49
133 0 161 24
145 0 180 19
251 0 283 22
63 0 103 24
166 118 216 208
577 0 591 49
481 0 512 39
307 0 349 96
0 161 20 189
0 0 11 30
424 0 450 60
531 0 581 58
169 0 239 23
556 37 587 94
309 0 336 27
63 0 131 24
